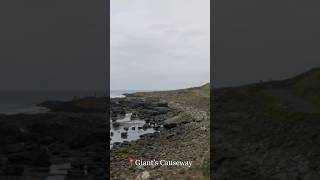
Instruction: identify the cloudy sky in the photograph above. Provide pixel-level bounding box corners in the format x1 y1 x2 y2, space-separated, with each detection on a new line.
111 0 210 90
0 1 108 91
214 0 320 87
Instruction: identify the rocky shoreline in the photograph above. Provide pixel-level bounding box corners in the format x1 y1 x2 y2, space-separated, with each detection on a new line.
212 70 320 179
0 84 210 180
110 96 178 147
0 97 108 180
110 85 210 179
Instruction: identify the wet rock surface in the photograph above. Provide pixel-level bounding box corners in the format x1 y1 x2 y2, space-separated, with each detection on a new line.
111 97 175 127
110 97 178 148
0 97 108 179
110 86 210 179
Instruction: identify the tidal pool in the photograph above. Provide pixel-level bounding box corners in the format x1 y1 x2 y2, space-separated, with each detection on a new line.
110 113 157 149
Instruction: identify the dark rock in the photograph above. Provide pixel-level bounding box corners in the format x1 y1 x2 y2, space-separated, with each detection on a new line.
166 134 174 139
163 123 177 129
154 107 169 114
153 126 161 131
112 122 120 128
38 136 55 145
40 97 108 113
29 145 51 166
4 165 24 176
143 124 151 130
122 141 130 146
157 102 168 107
121 132 128 139
112 107 126 116
71 131 106 148
130 112 139 120
68 169 85 177
71 159 85 169
144 110 159 116
0 155 7 167
2 143 26 154
7 153 27 164
37 100 64 110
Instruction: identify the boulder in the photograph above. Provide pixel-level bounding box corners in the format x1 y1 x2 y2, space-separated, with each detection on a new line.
37 136 55 145
154 107 169 114
163 123 177 129
28 145 51 166
163 113 193 129
157 102 168 107
142 124 151 130
121 132 128 139
130 112 139 120
0 155 8 167
4 165 24 176
112 122 120 128
6 145 50 167
71 159 85 169
70 130 106 148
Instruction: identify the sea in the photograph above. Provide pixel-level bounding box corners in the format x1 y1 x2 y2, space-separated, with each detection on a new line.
0 90 106 115
0 90 136 115
110 90 138 98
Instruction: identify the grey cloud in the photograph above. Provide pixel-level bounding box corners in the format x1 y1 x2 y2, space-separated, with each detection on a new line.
111 0 210 90
0 0 108 91
214 0 320 88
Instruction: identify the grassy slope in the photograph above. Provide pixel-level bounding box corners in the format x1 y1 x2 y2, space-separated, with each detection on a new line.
190 83 210 98
200 83 210 96
290 68 320 105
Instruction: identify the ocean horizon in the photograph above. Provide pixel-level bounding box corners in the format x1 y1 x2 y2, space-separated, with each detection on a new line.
0 90 143 114
0 90 106 115
110 90 142 98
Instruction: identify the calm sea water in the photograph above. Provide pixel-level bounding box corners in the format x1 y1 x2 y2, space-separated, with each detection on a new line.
0 90 137 114
110 90 138 98
0 90 106 115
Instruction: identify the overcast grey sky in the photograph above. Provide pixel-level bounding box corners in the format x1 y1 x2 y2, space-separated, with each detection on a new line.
214 0 320 87
0 1 107 91
111 0 210 90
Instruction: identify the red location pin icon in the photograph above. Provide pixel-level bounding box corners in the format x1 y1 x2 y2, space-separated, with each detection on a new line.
128 157 135 166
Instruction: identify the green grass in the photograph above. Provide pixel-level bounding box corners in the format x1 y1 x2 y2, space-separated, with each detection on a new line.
192 83 210 97
112 148 137 161
292 69 320 106
201 83 210 95
201 158 210 180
